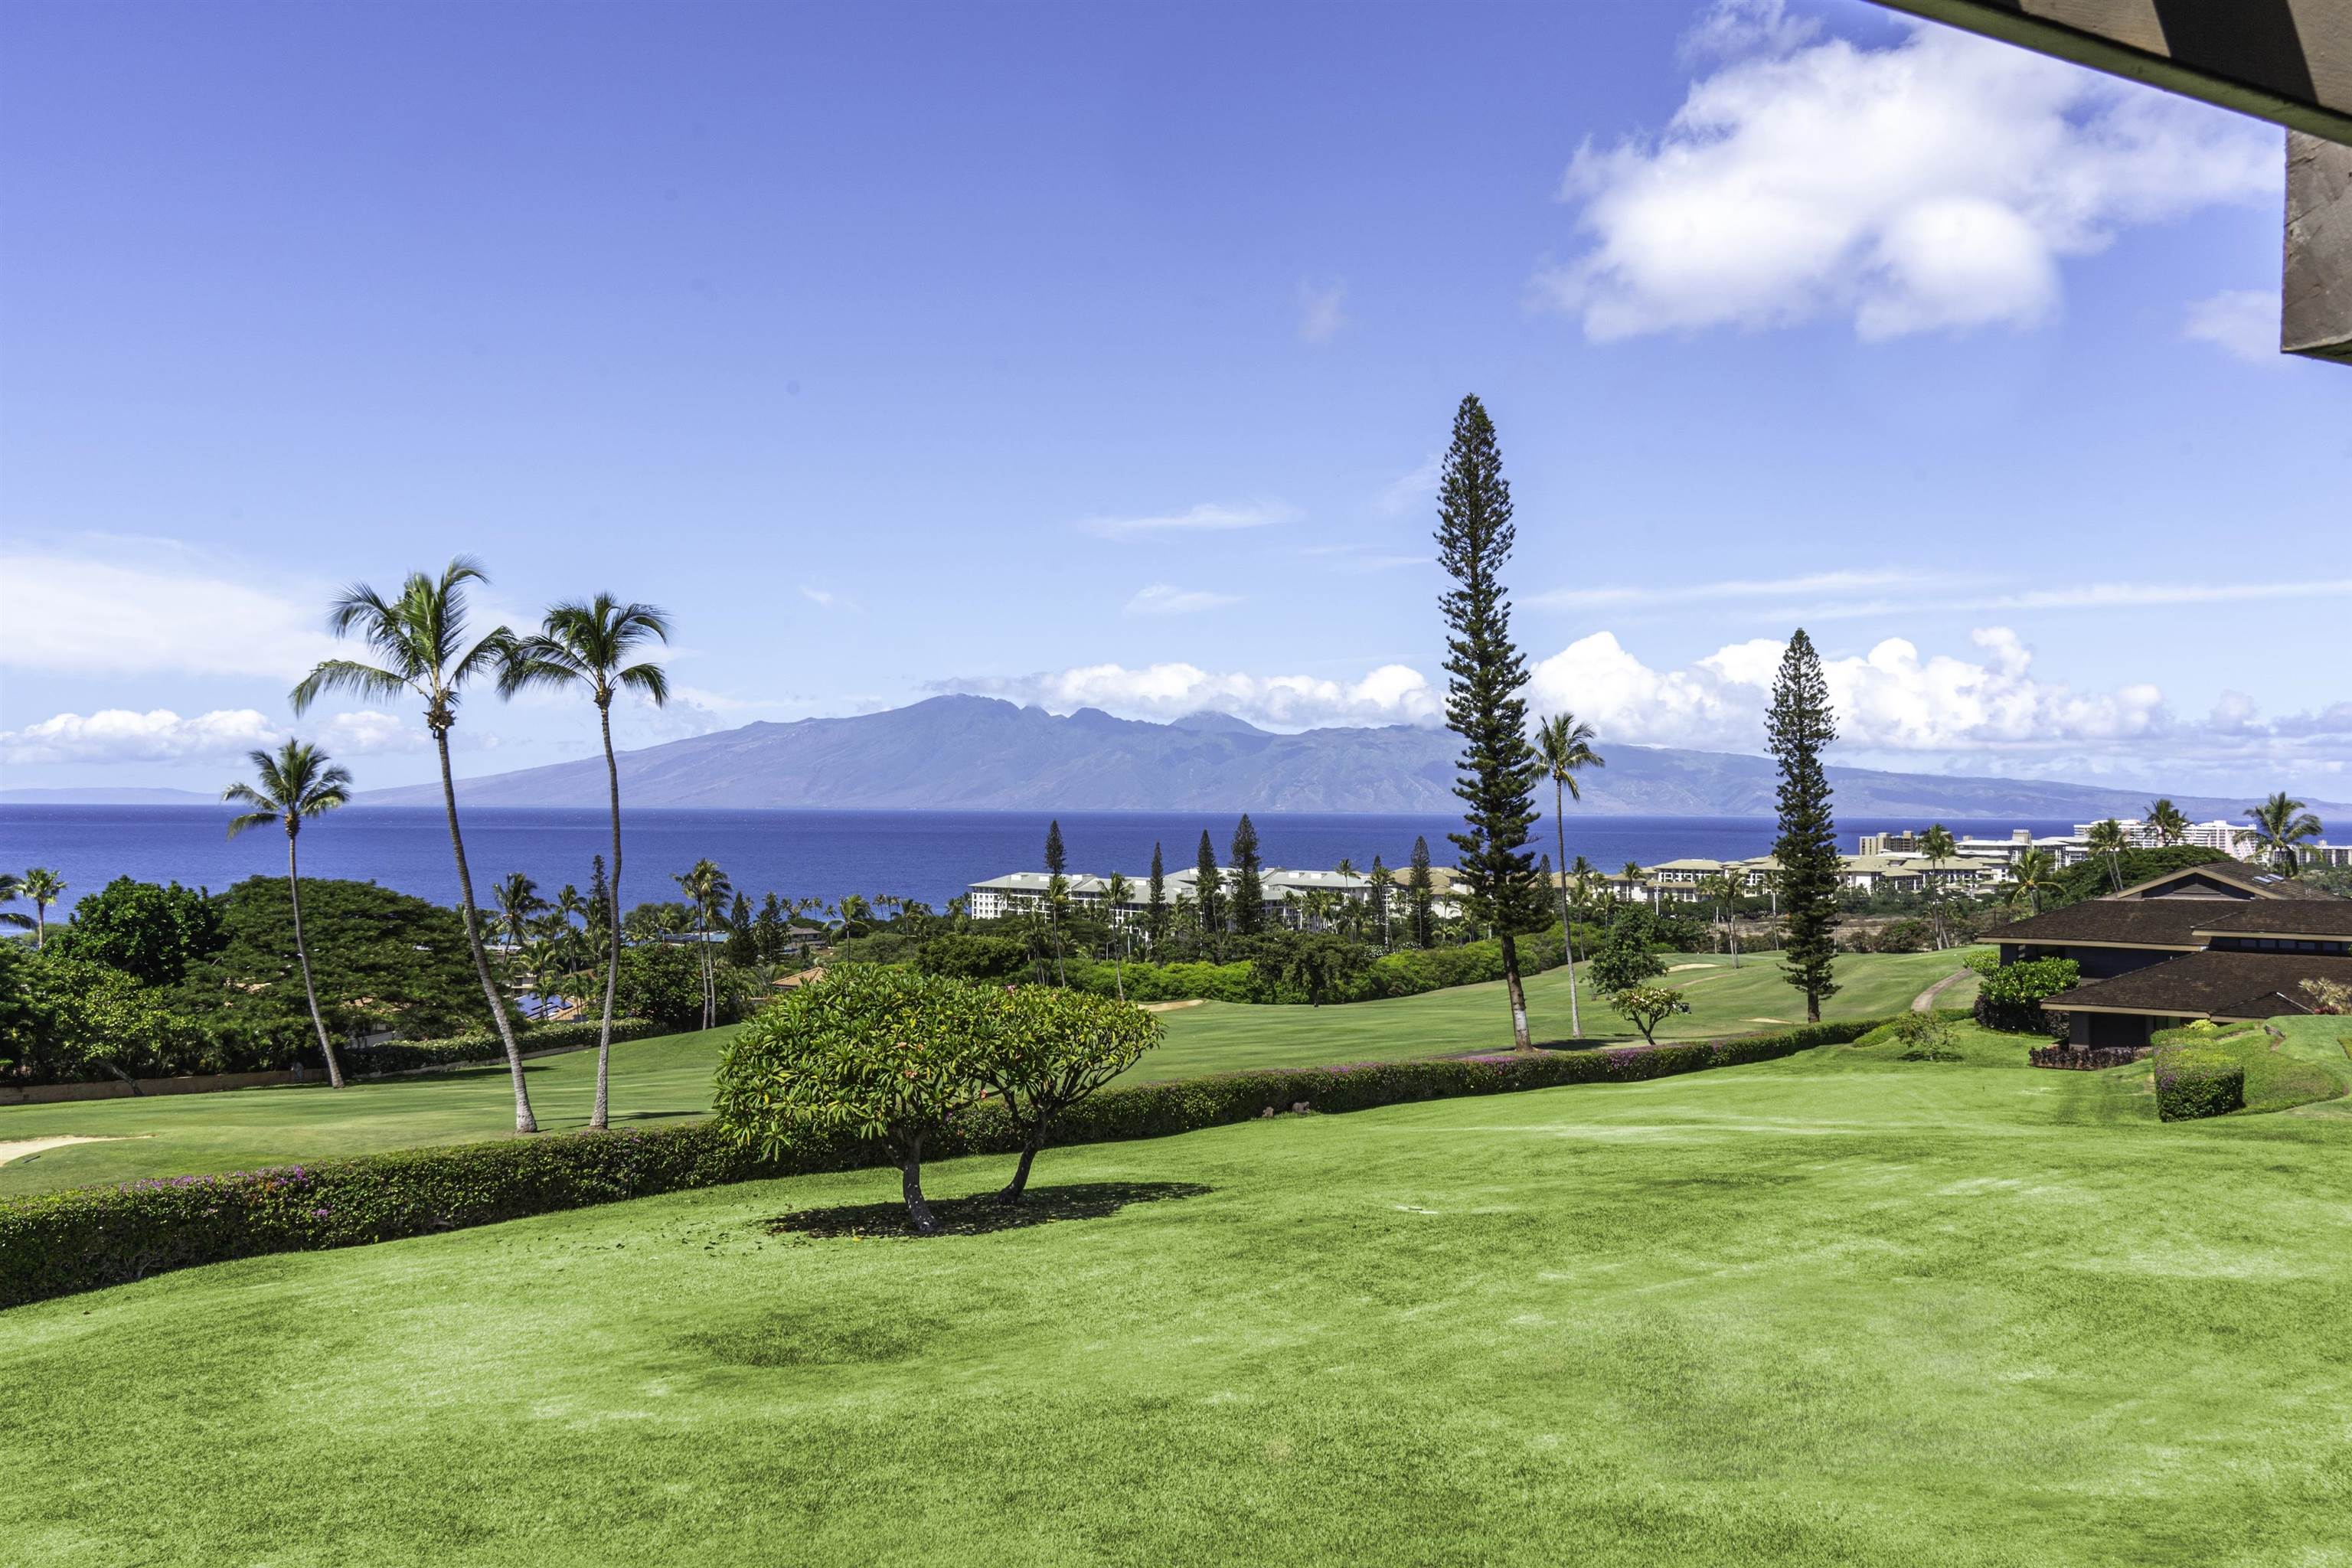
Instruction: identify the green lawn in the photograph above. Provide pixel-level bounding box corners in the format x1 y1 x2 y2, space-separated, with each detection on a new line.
6 1018 2349 1566
1139 946 1968 1080
2 952 1968 1194
2154 1018 2352 1116
0 1028 741 1197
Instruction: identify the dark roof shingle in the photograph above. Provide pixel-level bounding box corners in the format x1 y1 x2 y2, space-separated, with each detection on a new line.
1982 900 2213 948
2191 900 2352 940
2047 950 2352 1020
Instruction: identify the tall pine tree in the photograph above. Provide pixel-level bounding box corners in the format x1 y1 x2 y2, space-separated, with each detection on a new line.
1408 835 1435 949
1194 830 1223 956
1434 394 1547 1049
1368 854 1393 947
1146 841 1168 949
1229 813 1264 936
1767 628 1841 1021
1043 818 1069 985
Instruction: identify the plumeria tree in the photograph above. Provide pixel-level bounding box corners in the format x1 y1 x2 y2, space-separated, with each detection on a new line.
223 740 354 1088
714 965 994 1233
972 985 1160 1204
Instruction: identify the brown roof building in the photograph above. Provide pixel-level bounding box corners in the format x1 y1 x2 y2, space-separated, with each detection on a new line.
1989 861 2352 1049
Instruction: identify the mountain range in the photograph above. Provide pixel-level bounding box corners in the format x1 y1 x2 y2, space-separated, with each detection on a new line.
344 694 2341 823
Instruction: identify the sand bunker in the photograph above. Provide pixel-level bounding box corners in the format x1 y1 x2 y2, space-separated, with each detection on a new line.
0 1135 119 1167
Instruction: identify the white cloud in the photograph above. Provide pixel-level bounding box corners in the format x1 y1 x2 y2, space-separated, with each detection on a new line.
1374 455 1442 517
1 707 418 766
1528 627 2176 754
800 586 836 608
2182 289 2278 364
1681 0 1818 62
1536 13 2274 341
0 553 341 679
1298 279 1348 344
1080 501 1298 539
1125 583 1243 616
938 662 1441 730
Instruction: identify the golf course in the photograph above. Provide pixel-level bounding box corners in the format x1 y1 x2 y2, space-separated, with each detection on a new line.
0 949 1969 1194
5 1013 2348 1566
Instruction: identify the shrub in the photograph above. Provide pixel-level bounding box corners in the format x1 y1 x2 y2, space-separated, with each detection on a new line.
2 1016 1893 1308
713 965 991 1232
2152 1045 2244 1122
911 933 1030 982
1974 956 2080 1037
615 942 748 1031
1059 926 1572 1008
1890 1011 1960 1060
44 877 224 987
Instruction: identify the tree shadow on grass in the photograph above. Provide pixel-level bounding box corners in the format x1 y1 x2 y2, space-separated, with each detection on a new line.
761 1181 1214 1240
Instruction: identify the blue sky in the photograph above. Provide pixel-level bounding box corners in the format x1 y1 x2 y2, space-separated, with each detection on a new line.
3 0 2347 802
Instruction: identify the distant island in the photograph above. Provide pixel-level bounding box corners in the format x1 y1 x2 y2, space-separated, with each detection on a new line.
308 694 2339 822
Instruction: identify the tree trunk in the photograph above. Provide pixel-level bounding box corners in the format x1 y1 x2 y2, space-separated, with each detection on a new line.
1554 780 1581 1039
1501 929 1531 1050
286 831 345 1089
439 727 537 1132
900 1137 938 1233
997 1133 1043 1204
593 702 621 1129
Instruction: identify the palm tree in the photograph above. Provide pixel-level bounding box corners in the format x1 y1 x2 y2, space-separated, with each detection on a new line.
1698 871 1742 969
2085 818 2132 892
291 556 537 1131
2144 799 2188 848
675 859 733 1029
1102 871 1132 999
2246 792 2323 875
0 873 35 936
15 868 64 947
501 596 670 1129
1534 712 1605 1038
2000 847 2062 915
1921 825 1956 861
224 740 355 1089
493 871 548 953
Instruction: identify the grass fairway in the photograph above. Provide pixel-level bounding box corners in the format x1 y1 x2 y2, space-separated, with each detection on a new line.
0 952 1963 1194
1140 946 1967 1080
0 1029 740 1197
7 1020 2349 1566
1 952 1965 1194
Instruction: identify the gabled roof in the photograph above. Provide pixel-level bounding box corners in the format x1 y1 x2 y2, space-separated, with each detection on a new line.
2114 859 2336 901
1981 900 2213 949
2191 900 2352 942
2047 950 2352 1021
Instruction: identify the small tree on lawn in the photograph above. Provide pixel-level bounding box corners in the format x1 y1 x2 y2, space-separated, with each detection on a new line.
972 986 1160 1204
1609 984 1690 1045
713 965 990 1233
1589 906 1667 997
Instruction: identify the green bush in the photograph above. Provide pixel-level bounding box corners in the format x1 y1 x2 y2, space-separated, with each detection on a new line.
2152 1044 2244 1122
910 933 1031 982
0 1016 1892 1308
1974 956 2080 1037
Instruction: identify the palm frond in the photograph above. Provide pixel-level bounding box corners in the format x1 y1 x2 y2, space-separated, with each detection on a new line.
617 662 670 704
292 658 410 715
224 809 279 840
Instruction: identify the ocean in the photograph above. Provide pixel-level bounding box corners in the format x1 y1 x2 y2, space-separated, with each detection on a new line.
0 805 2079 919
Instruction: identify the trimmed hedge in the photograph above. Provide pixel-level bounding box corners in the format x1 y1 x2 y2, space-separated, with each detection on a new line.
0 1016 1888 1308
2152 1045 2244 1122
348 1017 665 1076
1971 955 2080 1039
